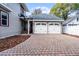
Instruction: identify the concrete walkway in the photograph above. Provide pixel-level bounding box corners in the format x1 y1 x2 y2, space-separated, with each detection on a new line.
0 34 79 56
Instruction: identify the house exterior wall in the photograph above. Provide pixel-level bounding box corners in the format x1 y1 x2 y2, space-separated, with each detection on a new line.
0 3 22 38
63 17 79 36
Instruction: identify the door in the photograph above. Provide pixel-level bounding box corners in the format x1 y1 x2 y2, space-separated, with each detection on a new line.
34 22 47 34
48 22 61 33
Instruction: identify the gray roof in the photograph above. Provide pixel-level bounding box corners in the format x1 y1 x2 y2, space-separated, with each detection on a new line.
63 16 76 25
63 9 79 25
68 9 79 15
29 14 63 20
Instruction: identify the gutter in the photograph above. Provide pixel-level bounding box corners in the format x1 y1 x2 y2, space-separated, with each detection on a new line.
0 3 12 12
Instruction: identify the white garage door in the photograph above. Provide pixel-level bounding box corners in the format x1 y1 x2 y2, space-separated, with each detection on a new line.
34 22 61 34
34 22 47 34
48 22 61 33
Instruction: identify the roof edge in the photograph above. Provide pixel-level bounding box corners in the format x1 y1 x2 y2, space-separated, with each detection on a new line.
19 3 29 12
0 3 12 12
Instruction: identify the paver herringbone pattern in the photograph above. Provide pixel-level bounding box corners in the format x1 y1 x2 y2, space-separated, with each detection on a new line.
0 34 79 56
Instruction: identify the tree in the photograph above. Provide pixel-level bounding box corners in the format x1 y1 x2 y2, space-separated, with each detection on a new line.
71 3 79 10
32 8 42 15
50 3 71 20
50 3 79 20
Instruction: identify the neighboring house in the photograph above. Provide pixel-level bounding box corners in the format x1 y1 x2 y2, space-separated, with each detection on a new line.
0 3 28 38
63 10 79 36
21 14 64 34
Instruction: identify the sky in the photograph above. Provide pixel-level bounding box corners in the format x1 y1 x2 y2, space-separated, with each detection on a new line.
26 3 55 15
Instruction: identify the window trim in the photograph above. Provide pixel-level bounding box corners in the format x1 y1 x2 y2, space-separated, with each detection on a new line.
0 11 9 27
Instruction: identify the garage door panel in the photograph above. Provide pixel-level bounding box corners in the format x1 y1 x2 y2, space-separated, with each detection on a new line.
34 22 47 34
48 22 61 33
34 22 61 34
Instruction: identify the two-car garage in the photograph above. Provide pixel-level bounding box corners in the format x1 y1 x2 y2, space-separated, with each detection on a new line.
29 14 64 34
34 22 62 34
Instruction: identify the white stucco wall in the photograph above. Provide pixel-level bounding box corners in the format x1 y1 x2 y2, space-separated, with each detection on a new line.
0 3 22 38
63 18 79 36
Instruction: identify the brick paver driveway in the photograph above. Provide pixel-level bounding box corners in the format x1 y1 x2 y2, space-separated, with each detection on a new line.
0 34 79 56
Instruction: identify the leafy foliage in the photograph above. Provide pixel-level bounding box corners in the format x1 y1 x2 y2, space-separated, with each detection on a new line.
50 3 79 20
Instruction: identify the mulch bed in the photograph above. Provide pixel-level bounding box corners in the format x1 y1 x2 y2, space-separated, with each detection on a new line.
0 35 30 52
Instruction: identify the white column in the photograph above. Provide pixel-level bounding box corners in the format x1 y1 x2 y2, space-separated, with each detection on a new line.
28 20 29 34
61 22 63 34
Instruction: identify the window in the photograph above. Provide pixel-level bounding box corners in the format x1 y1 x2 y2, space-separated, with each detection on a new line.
55 23 59 26
63 24 67 26
42 23 46 25
0 11 9 26
49 23 53 25
36 23 40 25
77 18 79 21
68 24 77 26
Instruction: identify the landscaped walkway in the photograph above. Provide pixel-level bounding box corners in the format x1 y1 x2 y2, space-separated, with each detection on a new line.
0 34 79 56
